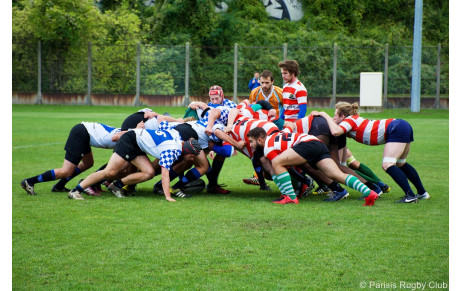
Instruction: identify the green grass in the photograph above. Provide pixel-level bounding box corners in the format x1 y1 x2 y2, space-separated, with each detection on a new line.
12 105 449 289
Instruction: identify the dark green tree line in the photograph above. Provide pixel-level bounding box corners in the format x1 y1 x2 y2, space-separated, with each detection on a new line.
12 0 448 96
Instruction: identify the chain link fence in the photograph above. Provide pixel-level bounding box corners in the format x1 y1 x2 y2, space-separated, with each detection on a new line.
13 41 449 106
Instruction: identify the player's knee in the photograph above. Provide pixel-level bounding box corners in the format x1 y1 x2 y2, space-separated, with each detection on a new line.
60 168 75 177
106 168 119 179
382 157 397 171
271 158 281 168
196 165 208 175
86 160 94 168
396 158 406 167
144 167 156 180
349 160 360 170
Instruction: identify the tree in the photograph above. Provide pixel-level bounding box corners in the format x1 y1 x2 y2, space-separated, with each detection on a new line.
12 0 104 92
148 0 219 45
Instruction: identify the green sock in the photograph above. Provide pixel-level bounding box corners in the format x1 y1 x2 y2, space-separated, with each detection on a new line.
357 163 382 184
277 172 296 200
345 175 371 197
272 175 282 192
354 170 379 184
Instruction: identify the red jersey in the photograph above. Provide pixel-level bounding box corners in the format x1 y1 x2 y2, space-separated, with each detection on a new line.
264 130 320 161
282 80 307 122
227 117 279 158
338 115 395 145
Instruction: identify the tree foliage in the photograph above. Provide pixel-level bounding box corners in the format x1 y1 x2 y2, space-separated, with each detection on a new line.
12 0 449 96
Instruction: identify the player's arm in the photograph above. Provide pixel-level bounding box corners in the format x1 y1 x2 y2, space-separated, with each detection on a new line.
296 88 308 119
156 115 184 124
214 129 245 150
205 108 221 136
111 130 126 142
224 108 240 133
161 166 176 202
189 101 209 110
310 111 345 136
297 104 307 119
144 111 159 119
283 121 296 132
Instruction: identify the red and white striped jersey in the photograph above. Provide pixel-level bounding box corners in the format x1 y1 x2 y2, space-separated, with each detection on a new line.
338 115 395 145
282 80 307 122
227 117 279 158
235 100 277 122
264 130 320 161
294 115 315 134
236 99 251 111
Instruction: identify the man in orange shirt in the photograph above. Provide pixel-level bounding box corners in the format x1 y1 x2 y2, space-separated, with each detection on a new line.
244 70 284 187
248 70 283 116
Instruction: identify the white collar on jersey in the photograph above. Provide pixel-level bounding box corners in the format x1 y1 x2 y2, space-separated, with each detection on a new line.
261 86 274 100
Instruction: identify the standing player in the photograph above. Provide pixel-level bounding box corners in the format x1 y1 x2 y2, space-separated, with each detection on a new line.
20 122 122 196
245 74 284 187
247 127 379 206
312 102 429 203
278 60 308 122
249 70 283 116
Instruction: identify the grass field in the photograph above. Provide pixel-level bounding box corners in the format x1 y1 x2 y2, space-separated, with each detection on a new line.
12 105 449 289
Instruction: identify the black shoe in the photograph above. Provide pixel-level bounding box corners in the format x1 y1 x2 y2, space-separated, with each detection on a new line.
380 184 391 193
259 185 272 191
173 190 192 198
395 195 418 203
51 184 70 193
21 180 36 195
153 182 164 194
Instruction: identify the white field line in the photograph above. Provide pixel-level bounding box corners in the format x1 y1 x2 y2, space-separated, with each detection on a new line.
13 142 64 150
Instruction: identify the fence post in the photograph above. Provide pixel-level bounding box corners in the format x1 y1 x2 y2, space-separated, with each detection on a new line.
283 43 288 61
233 43 238 103
384 43 389 108
331 43 337 108
134 42 141 106
183 42 190 106
86 41 92 105
37 40 42 105
410 0 423 112
435 43 441 109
